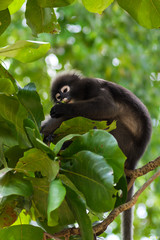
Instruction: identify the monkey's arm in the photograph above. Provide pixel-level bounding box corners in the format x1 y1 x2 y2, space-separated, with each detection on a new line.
41 116 64 140
50 95 117 120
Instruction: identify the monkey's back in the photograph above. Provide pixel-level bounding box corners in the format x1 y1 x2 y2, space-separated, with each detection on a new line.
98 79 152 168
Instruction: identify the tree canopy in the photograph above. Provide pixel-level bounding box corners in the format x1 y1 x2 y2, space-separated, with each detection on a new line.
0 1 160 240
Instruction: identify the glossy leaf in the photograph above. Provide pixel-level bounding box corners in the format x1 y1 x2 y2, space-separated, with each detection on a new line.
37 0 75 8
62 129 126 183
17 83 44 129
47 179 66 226
117 0 160 29
16 148 59 181
62 150 116 212
0 40 50 63
0 172 33 197
0 225 43 240
25 0 60 37
82 0 114 14
0 9 11 35
66 186 94 240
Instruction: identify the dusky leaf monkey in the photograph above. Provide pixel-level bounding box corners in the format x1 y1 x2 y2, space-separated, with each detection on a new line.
41 72 152 240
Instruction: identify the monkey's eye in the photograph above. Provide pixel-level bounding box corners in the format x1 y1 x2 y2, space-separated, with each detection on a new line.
55 93 61 101
61 85 70 93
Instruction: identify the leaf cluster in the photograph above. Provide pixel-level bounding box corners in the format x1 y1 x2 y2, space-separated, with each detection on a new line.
0 0 160 39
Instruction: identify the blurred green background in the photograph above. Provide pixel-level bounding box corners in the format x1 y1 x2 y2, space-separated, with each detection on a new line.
1 1 160 239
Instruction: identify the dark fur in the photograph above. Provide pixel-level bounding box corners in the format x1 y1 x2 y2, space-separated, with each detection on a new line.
41 72 152 240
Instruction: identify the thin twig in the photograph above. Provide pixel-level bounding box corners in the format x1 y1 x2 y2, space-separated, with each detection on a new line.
125 156 160 178
43 232 62 240
125 156 160 191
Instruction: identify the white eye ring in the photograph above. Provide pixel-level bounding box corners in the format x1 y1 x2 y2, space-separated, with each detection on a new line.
61 85 70 93
55 93 61 101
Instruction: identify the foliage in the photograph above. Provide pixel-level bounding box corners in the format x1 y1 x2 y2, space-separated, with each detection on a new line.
0 0 160 37
0 40 50 63
0 0 160 239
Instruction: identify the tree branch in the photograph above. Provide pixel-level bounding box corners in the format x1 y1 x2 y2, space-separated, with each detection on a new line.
125 156 160 178
125 156 160 191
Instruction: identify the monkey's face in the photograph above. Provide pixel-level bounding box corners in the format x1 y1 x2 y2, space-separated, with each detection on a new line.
54 85 73 104
51 73 86 104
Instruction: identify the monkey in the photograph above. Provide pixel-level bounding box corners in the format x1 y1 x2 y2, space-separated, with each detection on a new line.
41 72 152 240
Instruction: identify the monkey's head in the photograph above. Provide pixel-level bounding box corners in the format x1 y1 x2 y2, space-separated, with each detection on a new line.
51 72 86 104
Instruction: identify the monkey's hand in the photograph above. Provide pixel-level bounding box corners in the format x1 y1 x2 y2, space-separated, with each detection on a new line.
50 103 66 118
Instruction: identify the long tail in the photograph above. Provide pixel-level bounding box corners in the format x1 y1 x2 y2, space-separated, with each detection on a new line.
122 181 134 240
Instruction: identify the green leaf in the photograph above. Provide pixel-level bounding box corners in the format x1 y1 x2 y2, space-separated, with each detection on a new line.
62 150 116 212
0 64 18 91
0 117 19 148
59 174 82 196
53 117 114 143
0 9 11 35
0 172 33 197
38 202 75 234
117 0 160 29
66 186 94 240
24 119 41 140
0 225 43 240
37 0 75 7
0 40 50 62
47 179 66 226
56 199 75 226
31 178 75 225
25 126 55 159
16 148 59 181
62 129 126 183
82 0 114 14
0 94 31 148
0 167 12 177
0 1 13 11
13 210 31 225
4 146 25 168
53 133 81 155
25 0 60 37
18 83 44 129
9 0 25 14
114 174 127 207
0 78 15 95
31 178 49 218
